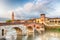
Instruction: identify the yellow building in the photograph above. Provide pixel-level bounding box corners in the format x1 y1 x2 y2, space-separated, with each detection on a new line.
35 14 60 25
35 14 45 23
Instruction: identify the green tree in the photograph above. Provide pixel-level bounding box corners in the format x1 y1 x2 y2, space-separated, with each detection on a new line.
6 20 12 22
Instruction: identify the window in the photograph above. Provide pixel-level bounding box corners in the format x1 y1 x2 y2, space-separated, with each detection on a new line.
50 21 54 22
58 21 60 23
55 21 57 23
2 29 4 36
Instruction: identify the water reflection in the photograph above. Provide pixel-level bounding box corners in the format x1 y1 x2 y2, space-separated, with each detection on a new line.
27 35 34 40
16 32 60 40
16 35 22 40
4 32 60 40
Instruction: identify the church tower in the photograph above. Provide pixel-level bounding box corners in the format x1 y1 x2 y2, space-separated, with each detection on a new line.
40 14 45 23
12 11 14 23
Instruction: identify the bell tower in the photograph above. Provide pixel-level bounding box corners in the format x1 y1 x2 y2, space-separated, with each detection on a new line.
12 11 14 23
40 14 45 23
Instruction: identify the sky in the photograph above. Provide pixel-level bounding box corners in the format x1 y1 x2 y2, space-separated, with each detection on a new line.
0 0 60 22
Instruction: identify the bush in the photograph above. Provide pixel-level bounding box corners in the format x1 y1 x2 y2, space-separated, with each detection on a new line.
6 20 12 22
50 28 60 32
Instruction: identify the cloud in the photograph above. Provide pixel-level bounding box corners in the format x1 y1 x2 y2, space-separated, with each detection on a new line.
24 3 33 13
46 3 60 18
0 0 11 19
0 0 60 21
12 0 52 20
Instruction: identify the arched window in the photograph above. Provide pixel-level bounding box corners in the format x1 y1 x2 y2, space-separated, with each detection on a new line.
2 29 4 36
59 21 60 23
55 21 57 23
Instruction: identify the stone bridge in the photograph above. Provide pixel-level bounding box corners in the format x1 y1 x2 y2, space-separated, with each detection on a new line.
0 22 60 37
0 23 45 38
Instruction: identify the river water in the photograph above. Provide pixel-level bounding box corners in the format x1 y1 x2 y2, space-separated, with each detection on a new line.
5 29 60 40
16 32 60 40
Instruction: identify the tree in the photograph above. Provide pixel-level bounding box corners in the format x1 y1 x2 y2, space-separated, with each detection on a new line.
6 20 12 23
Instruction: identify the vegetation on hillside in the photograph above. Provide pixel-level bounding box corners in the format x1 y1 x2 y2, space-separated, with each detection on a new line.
46 28 60 32
6 20 12 22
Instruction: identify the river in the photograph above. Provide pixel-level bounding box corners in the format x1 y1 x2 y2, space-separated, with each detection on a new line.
16 31 60 40
5 29 60 40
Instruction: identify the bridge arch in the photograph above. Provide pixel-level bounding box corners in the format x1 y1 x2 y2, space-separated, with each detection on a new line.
13 27 22 35
27 26 33 31
9 24 27 35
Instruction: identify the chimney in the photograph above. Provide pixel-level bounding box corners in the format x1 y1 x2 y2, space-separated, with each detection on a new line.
12 11 14 23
